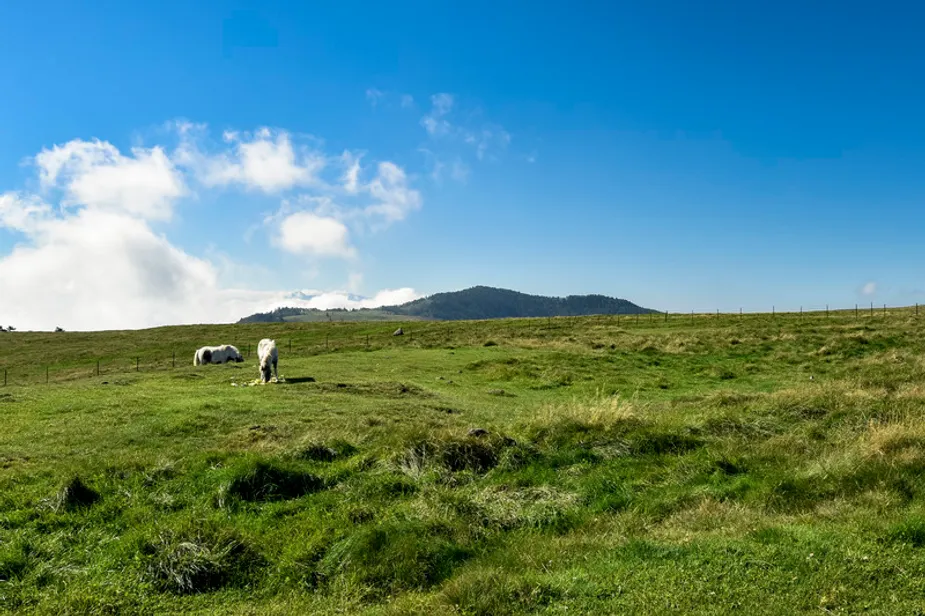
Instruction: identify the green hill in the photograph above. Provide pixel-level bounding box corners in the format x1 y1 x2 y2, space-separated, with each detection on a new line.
385 285 656 320
238 286 656 323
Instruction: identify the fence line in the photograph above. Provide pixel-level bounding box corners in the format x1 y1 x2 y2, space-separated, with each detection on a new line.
1 303 923 387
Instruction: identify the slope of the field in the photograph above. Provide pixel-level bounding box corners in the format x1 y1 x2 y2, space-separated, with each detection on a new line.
2 310 925 614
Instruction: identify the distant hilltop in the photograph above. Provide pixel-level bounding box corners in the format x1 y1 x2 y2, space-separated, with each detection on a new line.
238 286 658 323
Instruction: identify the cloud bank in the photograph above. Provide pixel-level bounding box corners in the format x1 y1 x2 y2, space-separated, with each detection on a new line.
0 122 422 331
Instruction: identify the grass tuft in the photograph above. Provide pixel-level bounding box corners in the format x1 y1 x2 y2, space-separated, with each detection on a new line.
317 520 471 595
139 522 263 594
219 460 326 505
294 439 358 462
396 433 516 476
52 475 100 511
0 539 31 582
441 567 563 616
887 517 925 547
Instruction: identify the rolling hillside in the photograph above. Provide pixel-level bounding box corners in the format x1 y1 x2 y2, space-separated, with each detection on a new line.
3 308 925 613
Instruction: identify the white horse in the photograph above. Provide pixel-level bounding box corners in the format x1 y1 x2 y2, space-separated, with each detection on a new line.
257 338 278 383
193 345 244 366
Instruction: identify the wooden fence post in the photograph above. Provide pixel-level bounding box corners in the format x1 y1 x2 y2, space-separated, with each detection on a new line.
96 360 100 376
46 366 48 384
172 351 176 368
136 357 139 372
3 368 6 387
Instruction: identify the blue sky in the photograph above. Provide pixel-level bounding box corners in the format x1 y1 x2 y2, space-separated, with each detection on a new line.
2 1 924 329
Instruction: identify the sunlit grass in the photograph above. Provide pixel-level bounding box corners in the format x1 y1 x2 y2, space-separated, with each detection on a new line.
2 311 925 613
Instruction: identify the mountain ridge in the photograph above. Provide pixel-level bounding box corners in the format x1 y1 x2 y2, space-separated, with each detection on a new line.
237 286 657 323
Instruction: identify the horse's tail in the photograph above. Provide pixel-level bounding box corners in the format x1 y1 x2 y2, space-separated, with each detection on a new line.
193 350 200 366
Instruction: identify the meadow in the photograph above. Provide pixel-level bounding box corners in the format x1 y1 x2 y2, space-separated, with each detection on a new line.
3 309 925 614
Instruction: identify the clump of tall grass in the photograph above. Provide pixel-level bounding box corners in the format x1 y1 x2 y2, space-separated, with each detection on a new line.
316 520 471 596
441 566 563 616
294 439 358 463
526 393 642 443
216 459 326 507
138 522 263 594
392 432 518 478
51 475 100 512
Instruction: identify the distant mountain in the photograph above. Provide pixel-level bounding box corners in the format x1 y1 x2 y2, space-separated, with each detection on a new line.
382 286 656 320
238 286 657 323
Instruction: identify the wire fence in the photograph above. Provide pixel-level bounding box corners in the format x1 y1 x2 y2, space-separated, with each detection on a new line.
0 302 922 387
0 328 424 387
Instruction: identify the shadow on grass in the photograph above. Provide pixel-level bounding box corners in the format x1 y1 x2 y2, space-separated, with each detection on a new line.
283 376 317 384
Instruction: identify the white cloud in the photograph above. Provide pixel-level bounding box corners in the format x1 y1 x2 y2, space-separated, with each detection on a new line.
193 128 326 193
419 93 511 164
421 93 455 137
0 192 52 233
366 88 385 106
0 121 424 330
431 93 454 116
177 125 421 232
365 162 422 224
400 94 415 109
0 209 221 330
261 160 421 246
418 148 469 185
34 139 186 221
472 127 511 161
275 287 420 311
340 151 363 194
276 211 356 258
862 281 877 296
0 204 412 330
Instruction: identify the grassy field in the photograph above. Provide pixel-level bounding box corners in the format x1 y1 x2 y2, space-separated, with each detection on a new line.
3 309 925 614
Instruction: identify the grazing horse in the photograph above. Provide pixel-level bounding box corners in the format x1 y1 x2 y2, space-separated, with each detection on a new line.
257 338 279 383
193 345 244 366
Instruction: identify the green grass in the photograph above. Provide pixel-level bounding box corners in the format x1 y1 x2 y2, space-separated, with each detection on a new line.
3 310 925 613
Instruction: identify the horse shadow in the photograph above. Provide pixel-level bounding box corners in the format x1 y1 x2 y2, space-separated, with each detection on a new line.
283 376 317 384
